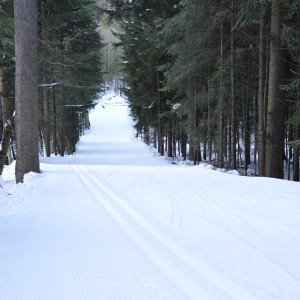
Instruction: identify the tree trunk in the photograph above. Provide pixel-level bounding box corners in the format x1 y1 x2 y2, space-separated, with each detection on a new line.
181 128 187 161
84 110 90 129
187 80 196 163
0 55 12 175
42 86 51 157
39 0 51 157
153 127 157 149
156 51 164 156
293 98 300 181
167 125 172 158
230 0 236 170
14 0 40 183
207 72 212 163
265 1 286 179
203 112 207 161
51 84 58 155
243 90 250 172
218 16 224 168
58 86 66 157
258 2 267 176
287 125 292 180
172 117 176 158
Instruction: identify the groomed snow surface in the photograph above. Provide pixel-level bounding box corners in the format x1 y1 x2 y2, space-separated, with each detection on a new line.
1 92 300 300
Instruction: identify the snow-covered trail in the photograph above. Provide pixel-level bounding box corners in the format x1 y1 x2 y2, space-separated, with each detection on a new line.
45 95 166 167
0 94 183 300
0 165 185 300
1 92 300 300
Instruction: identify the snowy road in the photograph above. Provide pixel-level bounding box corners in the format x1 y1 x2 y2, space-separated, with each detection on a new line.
1 92 300 300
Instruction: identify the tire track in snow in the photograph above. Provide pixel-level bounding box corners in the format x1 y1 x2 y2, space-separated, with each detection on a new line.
74 165 262 300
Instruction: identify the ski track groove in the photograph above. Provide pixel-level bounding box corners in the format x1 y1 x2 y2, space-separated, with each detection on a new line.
1 173 157 300
2 95 299 300
66 170 178 300
56 181 146 300
74 165 262 300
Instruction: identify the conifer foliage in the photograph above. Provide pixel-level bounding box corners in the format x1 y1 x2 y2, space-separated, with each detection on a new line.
38 0 104 156
108 0 300 180
0 0 104 181
106 0 180 156
0 0 15 175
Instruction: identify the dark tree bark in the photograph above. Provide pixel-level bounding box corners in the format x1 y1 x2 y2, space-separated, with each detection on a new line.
51 84 58 155
187 80 197 163
58 86 66 157
203 112 207 161
156 51 164 156
172 117 176 158
230 0 236 170
218 15 224 168
258 2 267 176
41 85 51 157
167 124 173 158
243 85 250 172
39 0 51 157
0 55 12 175
265 1 286 179
207 68 212 163
293 100 300 182
14 0 40 183
181 129 187 161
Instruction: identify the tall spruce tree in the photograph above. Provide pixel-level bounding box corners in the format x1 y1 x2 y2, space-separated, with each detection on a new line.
37 0 103 156
105 0 300 179
107 0 179 156
0 0 103 175
158 0 225 164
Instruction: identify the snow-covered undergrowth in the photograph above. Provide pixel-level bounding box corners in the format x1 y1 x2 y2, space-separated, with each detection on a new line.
0 91 299 300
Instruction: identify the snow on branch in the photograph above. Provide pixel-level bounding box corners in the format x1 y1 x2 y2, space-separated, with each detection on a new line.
38 82 61 87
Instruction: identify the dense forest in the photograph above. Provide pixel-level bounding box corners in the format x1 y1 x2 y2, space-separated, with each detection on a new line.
105 0 300 181
0 0 103 182
0 0 299 182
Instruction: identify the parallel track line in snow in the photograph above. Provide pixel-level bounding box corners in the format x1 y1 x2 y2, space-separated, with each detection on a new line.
74 165 216 300
74 165 262 300
55 176 152 300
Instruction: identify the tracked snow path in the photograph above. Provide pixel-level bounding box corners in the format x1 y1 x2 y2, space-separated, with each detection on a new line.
0 166 186 300
1 92 300 300
73 164 263 300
